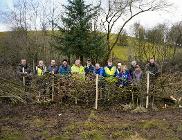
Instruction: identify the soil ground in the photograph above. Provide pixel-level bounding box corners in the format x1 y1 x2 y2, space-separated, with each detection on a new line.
0 103 182 140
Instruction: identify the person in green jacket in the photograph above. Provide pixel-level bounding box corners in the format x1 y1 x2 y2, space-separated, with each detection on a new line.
71 59 85 79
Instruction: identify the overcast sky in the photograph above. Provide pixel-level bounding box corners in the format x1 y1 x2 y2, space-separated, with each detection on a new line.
0 0 182 32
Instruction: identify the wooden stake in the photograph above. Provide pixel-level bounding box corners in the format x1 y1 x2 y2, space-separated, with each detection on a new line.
95 74 99 110
22 67 25 86
146 72 150 108
52 70 55 101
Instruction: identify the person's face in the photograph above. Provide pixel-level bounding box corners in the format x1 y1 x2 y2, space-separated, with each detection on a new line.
51 60 56 66
135 67 140 71
75 60 80 66
108 61 112 67
95 64 100 70
39 61 44 67
150 59 155 64
122 66 127 72
87 61 91 66
63 61 67 66
132 62 136 67
118 64 121 69
21 59 26 65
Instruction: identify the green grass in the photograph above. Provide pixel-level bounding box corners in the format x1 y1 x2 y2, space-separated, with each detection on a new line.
113 46 129 61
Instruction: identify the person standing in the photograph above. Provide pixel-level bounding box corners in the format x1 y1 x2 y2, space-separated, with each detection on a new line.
59 59 71 76
103 59 118 83
117 65 131 87
47 60 59 74
84 59 95 75
145 58 160 76
103 59 117 77
35 60 47 76
117 63 122 73
71 59 85 79
129 60 137 79
133 65 143 85
94 63 104 76
16 59 32 87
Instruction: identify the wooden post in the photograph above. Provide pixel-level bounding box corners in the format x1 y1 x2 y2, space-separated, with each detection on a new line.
33 59 35 74
51 70 55 101
95 74 99 110
22 67 25 86
146 72 150 108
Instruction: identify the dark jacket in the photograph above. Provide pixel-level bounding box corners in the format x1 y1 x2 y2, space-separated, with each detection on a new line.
145 63 159 75
47 65 59 74
59 65 71 75
16 64 32 86
16 64 31 77
85 65 95 75
129 65 136 79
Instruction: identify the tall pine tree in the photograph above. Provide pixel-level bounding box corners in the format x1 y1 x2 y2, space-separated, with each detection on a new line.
53 0 102 62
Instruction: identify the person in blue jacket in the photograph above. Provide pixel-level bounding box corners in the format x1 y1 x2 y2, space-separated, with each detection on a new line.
59 59 71 76
117 65 131 87
94 63 104 76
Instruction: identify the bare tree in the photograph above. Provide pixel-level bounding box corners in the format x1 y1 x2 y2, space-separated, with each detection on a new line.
99 0 170 62
167 22 182 60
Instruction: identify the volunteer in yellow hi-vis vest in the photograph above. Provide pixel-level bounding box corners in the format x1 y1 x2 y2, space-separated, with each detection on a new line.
71 59 85 80
103 59 118 83
35 60 47 76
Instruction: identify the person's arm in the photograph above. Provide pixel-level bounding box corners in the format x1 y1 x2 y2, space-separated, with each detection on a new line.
58 66 62 74
81 66 85 75
16 66 24 76
55 66 59 74
43 66 47 74
26 66 32 76
68 66 71 74
115 69 119 77
156 63 160 74
128 72 132 82
100 68 104 76
145 64 149 72
34 66 38 75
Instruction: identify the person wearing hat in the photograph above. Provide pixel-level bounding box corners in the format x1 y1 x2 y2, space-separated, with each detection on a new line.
84 59 95 75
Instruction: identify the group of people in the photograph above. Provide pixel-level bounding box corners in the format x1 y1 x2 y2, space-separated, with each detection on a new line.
16 58 160 87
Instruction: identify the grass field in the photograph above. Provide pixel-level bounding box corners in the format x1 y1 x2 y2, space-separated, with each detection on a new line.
112 46 129 61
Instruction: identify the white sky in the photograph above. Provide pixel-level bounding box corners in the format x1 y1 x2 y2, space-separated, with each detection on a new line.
0 0 182 32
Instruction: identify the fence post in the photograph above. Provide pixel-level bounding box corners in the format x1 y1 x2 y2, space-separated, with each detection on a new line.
22 67 25 86
95 74 99 110
146 72 150 108
52 71 55 101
